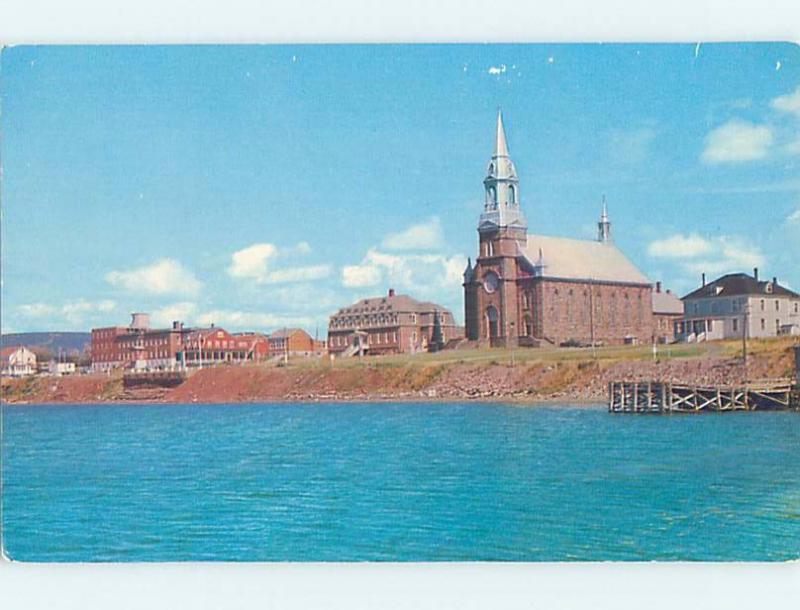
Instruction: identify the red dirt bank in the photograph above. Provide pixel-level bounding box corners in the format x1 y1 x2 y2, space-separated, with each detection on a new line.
2 343 794 405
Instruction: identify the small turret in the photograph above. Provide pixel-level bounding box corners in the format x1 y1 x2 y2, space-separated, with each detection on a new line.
598 196 612 243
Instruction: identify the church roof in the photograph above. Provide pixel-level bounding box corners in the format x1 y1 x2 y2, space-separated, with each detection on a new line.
519 234 650 285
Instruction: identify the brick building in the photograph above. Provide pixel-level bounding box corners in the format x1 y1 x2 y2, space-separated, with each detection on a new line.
91 313 269 371
182 327 270 367
652 282 684 343
267 328 322 359
463 112 665 347
328 289 463 356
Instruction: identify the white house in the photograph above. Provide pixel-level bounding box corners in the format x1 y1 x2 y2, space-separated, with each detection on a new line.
677 269 800 342
1 346 38 377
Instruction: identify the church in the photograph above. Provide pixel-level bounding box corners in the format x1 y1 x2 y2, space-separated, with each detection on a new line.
463 112 665 347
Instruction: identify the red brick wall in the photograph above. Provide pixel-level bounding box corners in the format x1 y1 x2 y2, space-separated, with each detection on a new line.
527 278 654 346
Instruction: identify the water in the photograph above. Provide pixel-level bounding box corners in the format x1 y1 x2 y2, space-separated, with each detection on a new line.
2 402 799 562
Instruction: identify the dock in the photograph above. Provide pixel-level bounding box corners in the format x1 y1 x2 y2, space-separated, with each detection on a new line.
608 380 799 414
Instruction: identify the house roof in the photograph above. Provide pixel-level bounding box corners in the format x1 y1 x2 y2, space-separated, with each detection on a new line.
269 328 309 339
682 273 800 300
332 293 452 318
1 345 26 359
519 234 650 285
652 290 684 315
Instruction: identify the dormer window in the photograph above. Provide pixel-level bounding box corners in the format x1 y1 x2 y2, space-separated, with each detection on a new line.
765 283 773 294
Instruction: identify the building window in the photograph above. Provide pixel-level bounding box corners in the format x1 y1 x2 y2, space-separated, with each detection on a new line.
760 299 765 311
733 318 739 332
761 318 766 330
775 300 780 311
508 184 516 205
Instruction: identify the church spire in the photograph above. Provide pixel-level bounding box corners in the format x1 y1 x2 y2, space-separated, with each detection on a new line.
494 109 509 158
598 196 612 243
479 110 527 232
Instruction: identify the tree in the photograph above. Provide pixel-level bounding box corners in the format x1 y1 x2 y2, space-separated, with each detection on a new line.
429 309 444 353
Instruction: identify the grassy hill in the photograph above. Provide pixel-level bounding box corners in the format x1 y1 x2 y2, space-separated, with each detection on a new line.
1 332 91 356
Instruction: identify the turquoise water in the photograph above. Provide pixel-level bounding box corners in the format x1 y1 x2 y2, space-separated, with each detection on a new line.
2 402 799 562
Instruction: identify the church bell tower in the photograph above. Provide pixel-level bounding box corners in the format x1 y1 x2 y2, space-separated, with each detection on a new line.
464 110 527 345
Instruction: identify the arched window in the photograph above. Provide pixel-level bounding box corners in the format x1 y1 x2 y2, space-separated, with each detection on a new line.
488 163 495 175
508 184 516 205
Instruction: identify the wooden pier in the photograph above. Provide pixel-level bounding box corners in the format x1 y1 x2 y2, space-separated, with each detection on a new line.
608 380 799 414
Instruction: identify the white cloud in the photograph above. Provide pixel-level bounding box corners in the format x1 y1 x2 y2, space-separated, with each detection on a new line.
785 137 800 156
648 233 765 278
341 248 465 297
228 242 328 285
17 299 118 327
701 120 773 163
788 208 800 223
228 243 278 282
342 264 382 288
196 310 315 331
106 259 201 296
647 234 714 258
260 264 332 285
488 64 506 75
608 127 657 164
382 217 444 251
18 303 58 317
151 302 198 327
771 86 800 116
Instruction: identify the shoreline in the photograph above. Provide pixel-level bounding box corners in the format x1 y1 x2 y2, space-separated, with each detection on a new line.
2 338 796 408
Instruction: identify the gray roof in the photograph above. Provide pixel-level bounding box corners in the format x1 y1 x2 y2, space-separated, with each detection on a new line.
269 328 308 339
332 293 451 317
683 273 800 300
652 290 684 315
520 234 650 285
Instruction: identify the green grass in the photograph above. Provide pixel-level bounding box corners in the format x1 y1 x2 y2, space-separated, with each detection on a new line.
286 341 712 370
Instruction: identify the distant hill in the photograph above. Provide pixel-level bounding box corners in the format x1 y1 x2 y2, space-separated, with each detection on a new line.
1 332 91 356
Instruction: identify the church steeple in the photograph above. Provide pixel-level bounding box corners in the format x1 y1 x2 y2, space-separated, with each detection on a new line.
598 196 612 243
479 110 527 233
494 110 509 157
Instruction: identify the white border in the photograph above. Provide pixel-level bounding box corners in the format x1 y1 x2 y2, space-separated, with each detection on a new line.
2 1 800 608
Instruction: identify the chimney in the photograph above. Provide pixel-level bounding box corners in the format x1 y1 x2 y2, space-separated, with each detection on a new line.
753 267 759 281
666 289 672 295
388 288 395 297
773 276 777 285
172 321 183 331
656 281 662 293
701 273 706 287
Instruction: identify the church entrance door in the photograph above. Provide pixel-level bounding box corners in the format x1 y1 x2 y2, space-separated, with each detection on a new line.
486 306 499 341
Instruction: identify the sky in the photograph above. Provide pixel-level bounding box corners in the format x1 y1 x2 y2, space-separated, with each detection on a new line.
1 43 799 336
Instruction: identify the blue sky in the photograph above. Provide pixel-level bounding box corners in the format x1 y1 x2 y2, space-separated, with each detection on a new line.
2 43 799 335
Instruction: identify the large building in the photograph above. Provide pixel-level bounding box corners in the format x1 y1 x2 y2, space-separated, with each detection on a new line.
328 289 463 356
677 270 800 342
463 112 660 347
91 313 270 371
